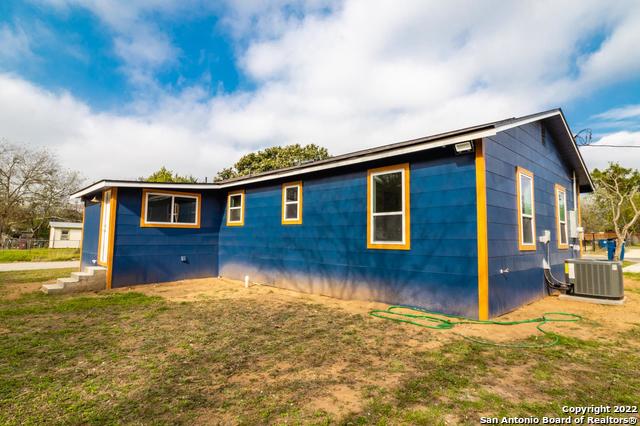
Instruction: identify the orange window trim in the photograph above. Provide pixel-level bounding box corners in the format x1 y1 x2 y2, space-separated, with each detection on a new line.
140 188 202 229
555 184 569 249
515 166 536 251
282 181 303 225
366 163 411 250
226 190 245 227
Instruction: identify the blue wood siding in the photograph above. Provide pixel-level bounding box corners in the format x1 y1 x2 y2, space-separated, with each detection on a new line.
110 188 222 288
218 153 480 317
80 200 101 268
484 122 577 317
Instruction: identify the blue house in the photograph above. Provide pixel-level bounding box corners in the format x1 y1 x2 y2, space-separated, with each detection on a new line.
71 109 593 319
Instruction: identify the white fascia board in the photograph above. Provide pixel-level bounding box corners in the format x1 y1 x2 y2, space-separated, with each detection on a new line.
216 128 496 188
495 110 594 190
70 181 219 199
71 127 496 199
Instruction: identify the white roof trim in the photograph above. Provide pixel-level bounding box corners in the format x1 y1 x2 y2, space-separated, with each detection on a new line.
71 181 220 199
216 128 496 188
496 109 593 190
70 109 593 199
71 127 497 199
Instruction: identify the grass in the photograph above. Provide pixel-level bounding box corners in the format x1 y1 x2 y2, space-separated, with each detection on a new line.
0 268 76 285
0 248 80 263
0 280 638 424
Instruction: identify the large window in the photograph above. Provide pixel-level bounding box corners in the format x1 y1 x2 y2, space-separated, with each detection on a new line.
226 190 245 226
140 189 200 228
282 182 302 225
516 167 536 251
555 184 569 249
367 164 410 250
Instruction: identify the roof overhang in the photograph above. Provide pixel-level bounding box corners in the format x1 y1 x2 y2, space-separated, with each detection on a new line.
70 108 593 199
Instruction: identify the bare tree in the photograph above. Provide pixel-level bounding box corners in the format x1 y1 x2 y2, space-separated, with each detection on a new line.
0 139 83 240
592 163 640 260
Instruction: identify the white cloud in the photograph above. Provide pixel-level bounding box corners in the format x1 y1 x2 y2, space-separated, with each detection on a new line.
3 0 640 183
594 104 640 121
0 23 33 63
580 131 640 170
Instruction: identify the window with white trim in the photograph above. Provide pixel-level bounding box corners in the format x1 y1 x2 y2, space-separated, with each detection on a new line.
227 191 245 226
143 191 199 226
282 182 302 224
368 164 410 249
516 167 536 250
556 185 568 248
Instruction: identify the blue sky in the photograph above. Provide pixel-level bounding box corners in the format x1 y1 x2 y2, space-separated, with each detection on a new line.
0 0 639 181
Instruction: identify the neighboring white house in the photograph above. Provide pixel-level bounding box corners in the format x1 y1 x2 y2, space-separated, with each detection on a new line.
49 221 83 249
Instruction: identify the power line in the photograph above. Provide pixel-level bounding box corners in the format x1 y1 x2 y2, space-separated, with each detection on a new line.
579 145 640 148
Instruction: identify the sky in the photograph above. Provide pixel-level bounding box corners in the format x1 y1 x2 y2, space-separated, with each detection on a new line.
0 0 639 183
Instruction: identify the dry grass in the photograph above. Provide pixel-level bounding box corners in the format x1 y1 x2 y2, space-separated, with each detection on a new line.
0 276 639 424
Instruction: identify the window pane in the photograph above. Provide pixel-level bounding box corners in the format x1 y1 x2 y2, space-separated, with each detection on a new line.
373 214 403 242
285 203 298 219
230 194 242 208
558 193 566 221
560 223 567 244
61 230 70 240
522 217 533 244
286 186 298 202
374 172 402 213
147 194 172 222
229 208 241 222
520 175 532 215
175 197 196 223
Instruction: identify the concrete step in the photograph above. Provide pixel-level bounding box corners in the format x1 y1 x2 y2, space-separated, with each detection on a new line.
71 271 93 278
41 283 65 294
43 266 106 295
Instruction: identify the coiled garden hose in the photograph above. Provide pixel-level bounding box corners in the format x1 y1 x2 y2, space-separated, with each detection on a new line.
369 305 582 348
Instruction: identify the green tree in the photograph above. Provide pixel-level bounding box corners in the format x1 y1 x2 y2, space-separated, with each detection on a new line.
214 144 330 181
0 139 83 240
591 163 640 260
141 166 197 183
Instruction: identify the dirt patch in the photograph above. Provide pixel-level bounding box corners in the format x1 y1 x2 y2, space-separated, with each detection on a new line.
307 384 363 416
1 281 45 299
114 276 640 346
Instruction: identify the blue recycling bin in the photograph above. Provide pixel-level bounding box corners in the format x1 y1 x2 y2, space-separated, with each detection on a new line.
606 239 625 261
598 239 608 249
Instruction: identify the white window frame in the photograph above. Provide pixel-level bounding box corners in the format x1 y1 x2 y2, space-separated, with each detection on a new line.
141 190 200 227
226 190 245 226
368 164 410 250
282 182 302 224
516 167 536 251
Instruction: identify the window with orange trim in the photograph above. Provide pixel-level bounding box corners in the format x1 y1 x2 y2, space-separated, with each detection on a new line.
555 184 569 249
367 164 410 250
516 167 536 251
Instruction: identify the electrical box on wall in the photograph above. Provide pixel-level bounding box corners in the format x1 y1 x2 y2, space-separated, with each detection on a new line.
569 210 578 238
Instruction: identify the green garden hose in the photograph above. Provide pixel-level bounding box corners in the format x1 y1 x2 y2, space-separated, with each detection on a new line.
369 305 582 348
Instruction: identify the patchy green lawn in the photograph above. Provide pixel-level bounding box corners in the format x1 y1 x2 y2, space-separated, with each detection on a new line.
0 278 639 424
0 268 76 285
0 248 80 263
